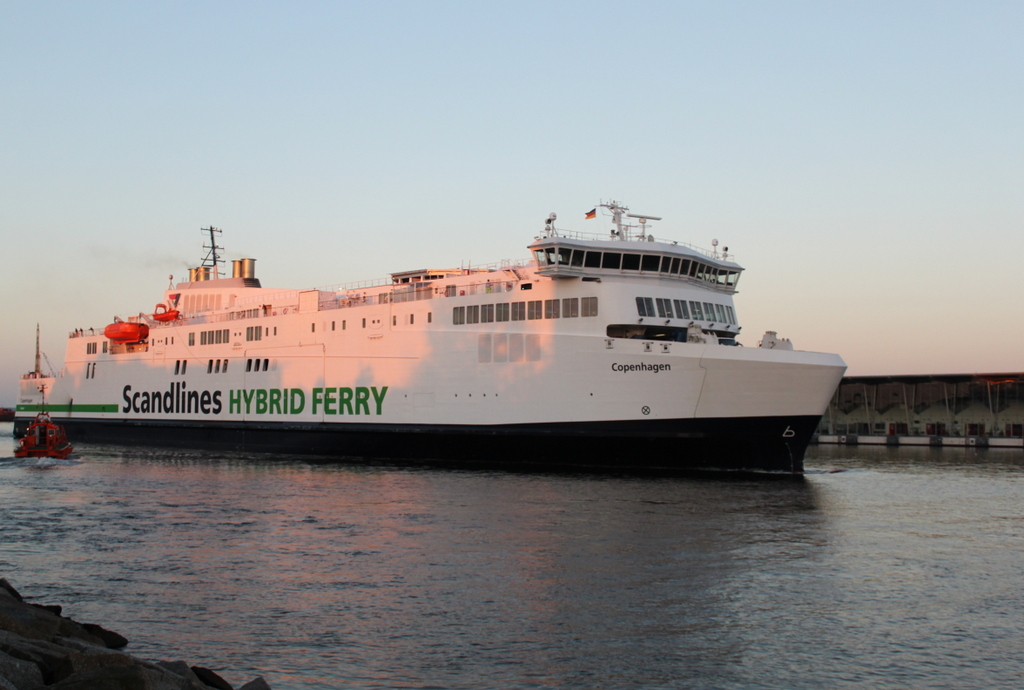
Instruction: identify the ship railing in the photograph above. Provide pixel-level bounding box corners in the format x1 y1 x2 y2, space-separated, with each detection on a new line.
315 277 394 294
541 228 724 259
139 272 529 325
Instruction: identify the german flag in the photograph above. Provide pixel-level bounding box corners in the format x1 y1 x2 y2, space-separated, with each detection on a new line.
585 208 597 220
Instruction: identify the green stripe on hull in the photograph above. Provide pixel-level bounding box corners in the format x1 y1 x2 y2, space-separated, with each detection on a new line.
16 404 120 413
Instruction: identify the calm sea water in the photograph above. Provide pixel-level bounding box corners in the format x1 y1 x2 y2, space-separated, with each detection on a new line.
2 421 1022 689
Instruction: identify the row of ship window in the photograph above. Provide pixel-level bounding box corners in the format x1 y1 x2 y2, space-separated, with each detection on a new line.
169 358 271 374
636 297 736 325
535 247 740 287
453 298 599 325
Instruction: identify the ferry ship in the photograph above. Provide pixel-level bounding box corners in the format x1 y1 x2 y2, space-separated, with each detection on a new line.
15 203 846 473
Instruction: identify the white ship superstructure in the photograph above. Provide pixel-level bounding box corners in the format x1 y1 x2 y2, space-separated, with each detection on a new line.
16 205 846 472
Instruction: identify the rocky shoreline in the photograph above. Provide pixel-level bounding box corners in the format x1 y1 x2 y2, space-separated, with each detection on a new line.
0 578 272 690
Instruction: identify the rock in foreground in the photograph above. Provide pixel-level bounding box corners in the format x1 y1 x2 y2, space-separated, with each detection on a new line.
0 578 271 690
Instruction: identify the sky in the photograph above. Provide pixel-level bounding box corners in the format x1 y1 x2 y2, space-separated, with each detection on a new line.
2 1 1023 405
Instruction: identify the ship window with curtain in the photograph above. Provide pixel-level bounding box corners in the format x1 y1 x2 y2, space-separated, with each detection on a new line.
581 297 598 317
496 303 510 322
562 298 578 318
636 297 655 317
467 305 480 324
544 299 560 319
656 298 673 318
453 306 465 325
481 304 495 323
511 302 526 321
527 301 542 320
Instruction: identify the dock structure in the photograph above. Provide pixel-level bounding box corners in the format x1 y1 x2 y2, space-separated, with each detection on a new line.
815 373 1024 448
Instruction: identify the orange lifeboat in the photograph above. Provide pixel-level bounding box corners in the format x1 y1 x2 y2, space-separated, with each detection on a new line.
152 303 180 322
104 319 150 343
15 412 73 459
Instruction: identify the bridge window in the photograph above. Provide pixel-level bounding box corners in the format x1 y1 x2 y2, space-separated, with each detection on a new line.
642 255 660 272
602 252 621 270
584 252 602 268
622 254 641 271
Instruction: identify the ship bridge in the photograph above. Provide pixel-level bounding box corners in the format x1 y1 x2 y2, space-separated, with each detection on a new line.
529 202 742 292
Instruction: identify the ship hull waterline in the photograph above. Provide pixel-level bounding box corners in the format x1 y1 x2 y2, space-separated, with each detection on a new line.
14 414 822 474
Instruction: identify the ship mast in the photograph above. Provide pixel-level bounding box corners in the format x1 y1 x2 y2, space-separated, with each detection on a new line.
200 226 224 279
34 323 41 376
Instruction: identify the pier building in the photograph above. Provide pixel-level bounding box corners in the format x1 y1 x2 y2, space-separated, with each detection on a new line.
816 373 1024 448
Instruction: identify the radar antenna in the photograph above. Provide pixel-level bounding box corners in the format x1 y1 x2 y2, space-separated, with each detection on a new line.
200 226 224 279
598 201 661 241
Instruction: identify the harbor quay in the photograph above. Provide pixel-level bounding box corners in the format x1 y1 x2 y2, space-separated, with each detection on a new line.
814 373 1024 448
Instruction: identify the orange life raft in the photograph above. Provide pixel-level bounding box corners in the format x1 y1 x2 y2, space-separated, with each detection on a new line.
104 320 149 343
152 304 180 322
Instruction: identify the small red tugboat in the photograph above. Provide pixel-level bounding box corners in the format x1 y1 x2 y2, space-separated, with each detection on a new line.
14 412 74 460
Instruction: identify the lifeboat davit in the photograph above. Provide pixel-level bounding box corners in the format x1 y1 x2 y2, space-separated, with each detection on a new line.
104 320 149 343
15 412 73 459
152 304 180 322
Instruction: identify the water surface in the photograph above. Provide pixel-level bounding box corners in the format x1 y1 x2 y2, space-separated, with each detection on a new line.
2 423 1022 688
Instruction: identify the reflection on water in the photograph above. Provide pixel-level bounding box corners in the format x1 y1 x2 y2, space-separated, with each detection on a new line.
1 424 1022 689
